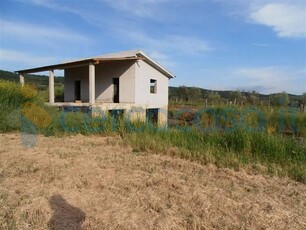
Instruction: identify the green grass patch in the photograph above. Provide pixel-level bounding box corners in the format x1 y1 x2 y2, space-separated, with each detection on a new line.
124 128 306 183
1 81 306 183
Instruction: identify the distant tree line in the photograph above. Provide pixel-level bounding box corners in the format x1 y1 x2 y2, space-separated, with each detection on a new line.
170 85 306 109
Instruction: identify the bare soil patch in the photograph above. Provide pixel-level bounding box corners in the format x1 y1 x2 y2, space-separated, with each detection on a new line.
0 133 305 229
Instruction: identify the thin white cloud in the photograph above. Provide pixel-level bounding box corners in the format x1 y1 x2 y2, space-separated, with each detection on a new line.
17 0 73 13
215 0 306 39
18 0 171 23
21 0 53 7
250 3 306 38
101 0 172 18
0 19 90 45
15 0 212 59
252 43 274 47
233 66 305 94
115 28 212 55
111 28 212 69
17 0 101 25
148 50 176 68
0 49 58 70
168 35 213 54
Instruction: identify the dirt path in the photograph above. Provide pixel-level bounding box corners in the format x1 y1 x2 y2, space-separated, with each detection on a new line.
0 133 305 229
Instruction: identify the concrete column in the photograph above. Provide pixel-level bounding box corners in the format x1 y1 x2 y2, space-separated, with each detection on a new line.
49 70 55 103
19 74 24 86
89 63 95 104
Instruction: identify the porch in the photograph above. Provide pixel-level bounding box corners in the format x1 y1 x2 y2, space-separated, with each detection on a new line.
16 56 142 104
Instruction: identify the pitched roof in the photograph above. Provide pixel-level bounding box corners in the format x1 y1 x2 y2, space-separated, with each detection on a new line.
16 49 175 78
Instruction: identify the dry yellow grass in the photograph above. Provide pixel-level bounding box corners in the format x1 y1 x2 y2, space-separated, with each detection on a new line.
0 133 305 230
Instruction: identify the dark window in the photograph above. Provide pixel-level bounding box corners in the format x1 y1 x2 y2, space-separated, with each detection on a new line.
74 80 81 101
108 109 124 120
113 78 119 103
146 109 159 124
150 79 157 94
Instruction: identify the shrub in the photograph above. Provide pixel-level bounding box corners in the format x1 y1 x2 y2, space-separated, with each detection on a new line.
0 81 38 132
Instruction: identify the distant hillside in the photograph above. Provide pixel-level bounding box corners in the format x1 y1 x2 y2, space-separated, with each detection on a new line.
169 86 304 103
0 70 64 90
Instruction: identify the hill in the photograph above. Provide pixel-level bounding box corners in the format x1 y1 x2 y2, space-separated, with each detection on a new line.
0 70 64 90
169 86 304 103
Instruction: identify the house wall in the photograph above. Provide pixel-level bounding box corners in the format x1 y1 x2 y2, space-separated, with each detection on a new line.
134 60 169 126
135 60 169 107
64 61 136 103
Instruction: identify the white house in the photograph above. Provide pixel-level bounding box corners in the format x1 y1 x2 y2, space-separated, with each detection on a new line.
16 50 175 126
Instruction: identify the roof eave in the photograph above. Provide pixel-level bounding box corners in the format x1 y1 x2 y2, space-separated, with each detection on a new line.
136 52 175 79
15 57 141 74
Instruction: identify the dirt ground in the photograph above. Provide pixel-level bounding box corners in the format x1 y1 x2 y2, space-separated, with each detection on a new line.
0 133 305 230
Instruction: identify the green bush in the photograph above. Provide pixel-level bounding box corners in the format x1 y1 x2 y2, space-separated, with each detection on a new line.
0 81 38 132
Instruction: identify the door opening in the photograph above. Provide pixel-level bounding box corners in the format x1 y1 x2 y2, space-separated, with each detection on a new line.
113 78 119 103
74 80 81 101
146 109 159 125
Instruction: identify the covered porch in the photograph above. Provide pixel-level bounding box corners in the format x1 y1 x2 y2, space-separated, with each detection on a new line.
15 56 141 105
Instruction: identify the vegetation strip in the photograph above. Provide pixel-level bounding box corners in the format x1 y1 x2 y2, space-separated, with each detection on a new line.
1 80 306 183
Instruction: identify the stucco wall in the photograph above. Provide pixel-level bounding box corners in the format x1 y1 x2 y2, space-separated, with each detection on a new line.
64 66 89 102
135 60 169 107
64 61 135 103
95 61 135 103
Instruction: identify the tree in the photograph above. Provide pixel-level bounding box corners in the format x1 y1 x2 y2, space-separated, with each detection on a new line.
303 92 306 104
177 85 189 101
301 92 306 110
271 91 290 106
248 91 259 105
206 91 221 103
177 86 202 102
229 90 242 105
241 95 247 104
189 87 202 102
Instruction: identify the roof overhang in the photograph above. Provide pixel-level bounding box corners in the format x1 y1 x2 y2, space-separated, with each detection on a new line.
15 56 142 74
136 52 175 79
15 49 175 79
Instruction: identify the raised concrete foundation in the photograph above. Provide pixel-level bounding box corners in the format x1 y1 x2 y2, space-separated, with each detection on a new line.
47 102 168 127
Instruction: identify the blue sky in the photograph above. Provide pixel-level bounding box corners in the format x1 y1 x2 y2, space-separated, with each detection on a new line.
0 0 305 94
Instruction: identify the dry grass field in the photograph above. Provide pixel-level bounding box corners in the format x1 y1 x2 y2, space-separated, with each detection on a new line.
0 133 305 230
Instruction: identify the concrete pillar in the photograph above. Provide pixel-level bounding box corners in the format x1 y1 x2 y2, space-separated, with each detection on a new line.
19 74 24 86
49 70 55 103
89 63 95 104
